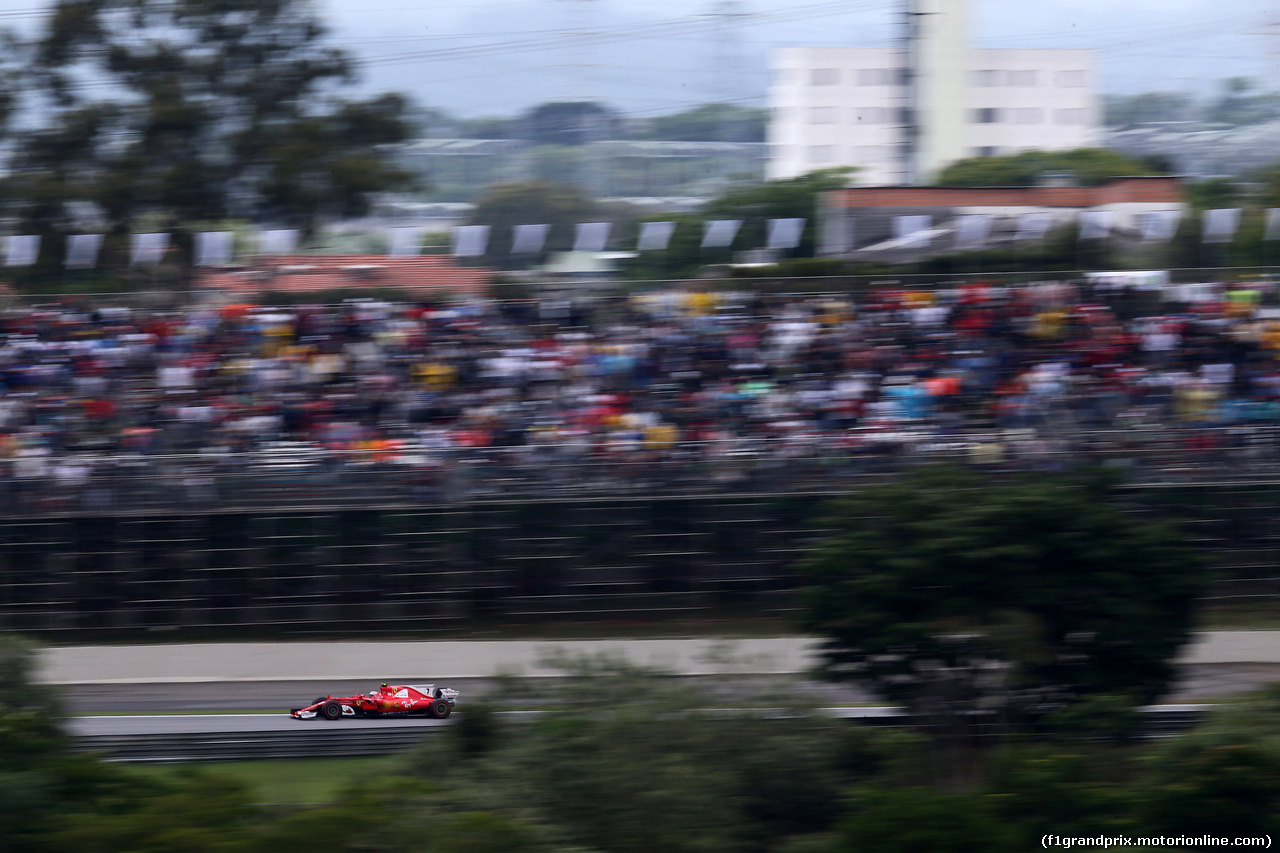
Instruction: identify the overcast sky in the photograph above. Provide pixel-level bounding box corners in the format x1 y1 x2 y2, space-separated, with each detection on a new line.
311 0 1277 117
5 0 1277 117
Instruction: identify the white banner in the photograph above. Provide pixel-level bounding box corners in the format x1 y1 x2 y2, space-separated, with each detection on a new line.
573 221 611 253
893 215 931 247
1266 209 1280 242
819 212 853 256
1079 210 1113 240
637 221 675 252
130 232 168 266
4 235 39 267
1203 208 1240 244
511 223 550 254
766 218 805 250
452 225 490 257
1140 210 1182 243
954 214 990 250
259 229 298 256
1015 212 1052 242
701 219 741 249
195 231 234 266
387 226 421 257
65 234 103 269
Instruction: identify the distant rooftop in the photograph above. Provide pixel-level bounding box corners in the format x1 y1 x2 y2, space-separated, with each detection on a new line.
197 255 493 295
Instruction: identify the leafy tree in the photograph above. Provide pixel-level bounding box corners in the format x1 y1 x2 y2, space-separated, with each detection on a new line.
645 102 767 143
1137 728 1280 839
9 0 415 269
517 101 619 146
466 181 605 263
1185 177 1242 211
1204 77 1280 127
834 788 1019 853
984 745 1136 846
398 656 860 853
1104 91 1197 127
799 466 1206 734
703 167 854 258
936 149 1165 187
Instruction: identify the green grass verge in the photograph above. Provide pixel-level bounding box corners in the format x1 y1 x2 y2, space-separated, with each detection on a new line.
125 756 395 804
1197 603 1280 631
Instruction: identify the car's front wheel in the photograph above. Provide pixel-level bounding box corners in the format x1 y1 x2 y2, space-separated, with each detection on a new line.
430 699 452 719
322 700 344 721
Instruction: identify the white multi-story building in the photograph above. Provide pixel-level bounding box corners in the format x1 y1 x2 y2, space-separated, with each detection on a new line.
767 2 1099 185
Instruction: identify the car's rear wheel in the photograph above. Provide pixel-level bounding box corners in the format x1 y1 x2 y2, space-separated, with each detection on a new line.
430 699 452 719
322 700 344 721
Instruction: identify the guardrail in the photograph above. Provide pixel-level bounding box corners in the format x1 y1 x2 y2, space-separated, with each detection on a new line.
72 705 1212 762
10 425 1280 516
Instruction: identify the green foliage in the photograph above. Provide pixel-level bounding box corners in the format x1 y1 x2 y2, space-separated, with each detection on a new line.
835 788 1019 853
1185 177 1241 211
1043 692 1144 744
1137 728 1280 838
8 0 414 273
396 656 862 853
621 168 854 279
43 772 257 853
644 102 767 142
984 746 1135 844
1204 77 1280 126
518 101 619 145
936 149 1165 187
1104 92 1197 127
799 467 1206 727
467 181 604 263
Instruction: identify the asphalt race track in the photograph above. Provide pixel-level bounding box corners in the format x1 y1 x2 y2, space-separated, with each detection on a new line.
69 713 453 737
68 711 457 761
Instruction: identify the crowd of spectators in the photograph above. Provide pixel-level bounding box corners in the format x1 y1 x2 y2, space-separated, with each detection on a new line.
1 277 1279 509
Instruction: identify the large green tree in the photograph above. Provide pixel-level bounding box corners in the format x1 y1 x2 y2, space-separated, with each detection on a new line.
937 148 1166 188
8 0 414 267
799 466 1206 730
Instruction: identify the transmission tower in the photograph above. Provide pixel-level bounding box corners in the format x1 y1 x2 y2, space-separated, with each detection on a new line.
1261 12 1280 90
557 0 600 102
555 0 604 195
710 0 751 135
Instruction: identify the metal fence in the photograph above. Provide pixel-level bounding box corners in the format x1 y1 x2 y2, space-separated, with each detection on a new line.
3 428 1280 637
9 425 1280 515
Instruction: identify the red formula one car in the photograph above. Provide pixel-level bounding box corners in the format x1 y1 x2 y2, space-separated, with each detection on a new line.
291 682 459 720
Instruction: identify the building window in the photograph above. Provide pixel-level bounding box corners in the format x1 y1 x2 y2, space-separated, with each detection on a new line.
809 106 838 124
1055 70 1087 87
809 145 836 163
973 108 1000 123
811 67 840 85
1007 70 1037 86
857 68 895 86
974 146 998 157
1055 108 1087 124
972 69 1003 86
1013 107 1043 124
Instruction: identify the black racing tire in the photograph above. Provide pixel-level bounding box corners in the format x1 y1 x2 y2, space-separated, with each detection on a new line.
322 699 344 721
430 699 452 719
312 697 327 707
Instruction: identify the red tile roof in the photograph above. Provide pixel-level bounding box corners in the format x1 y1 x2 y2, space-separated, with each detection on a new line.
827 176 1184 210
197 255 494 295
